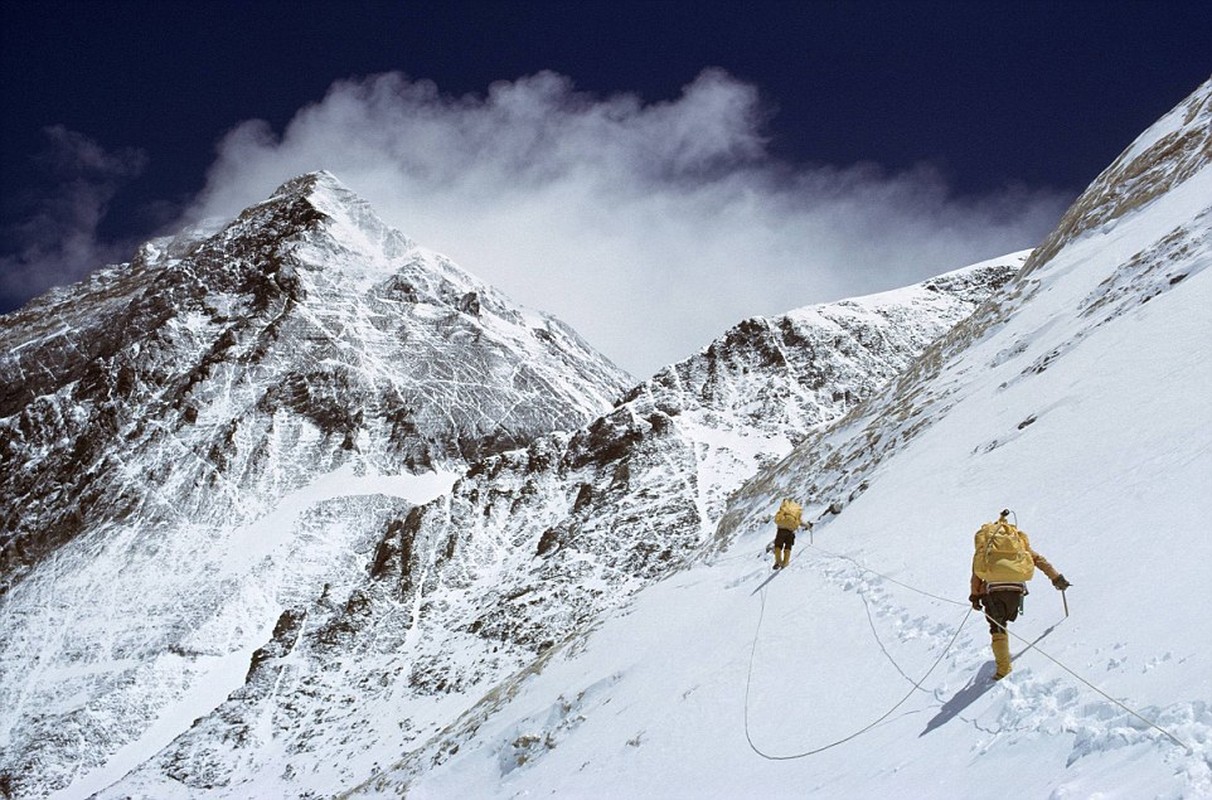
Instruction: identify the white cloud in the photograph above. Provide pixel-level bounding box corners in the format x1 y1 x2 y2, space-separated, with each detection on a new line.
188 69 1069 378
0 126 147 306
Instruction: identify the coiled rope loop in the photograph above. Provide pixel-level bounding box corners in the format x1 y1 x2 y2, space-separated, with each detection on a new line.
744 542 1194 758
743 574 972 760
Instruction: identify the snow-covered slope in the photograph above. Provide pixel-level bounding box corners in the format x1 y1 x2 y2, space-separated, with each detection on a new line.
0 173 632 798
341 80 1212 797
7 71 1209 800
88 245 1017 796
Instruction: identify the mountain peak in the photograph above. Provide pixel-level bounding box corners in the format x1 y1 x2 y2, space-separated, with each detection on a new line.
269 169 345 198
239 170 411 244
0 164 631 599
264 171 372 224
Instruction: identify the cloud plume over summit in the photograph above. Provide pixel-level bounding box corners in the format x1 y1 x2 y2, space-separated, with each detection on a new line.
185 69 1068 376
9 70 1070 377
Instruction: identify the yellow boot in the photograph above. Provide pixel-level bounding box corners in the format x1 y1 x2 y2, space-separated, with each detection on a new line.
991 632 1012 679
778 547 791 569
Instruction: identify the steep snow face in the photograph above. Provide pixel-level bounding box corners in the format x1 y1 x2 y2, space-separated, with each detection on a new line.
353 80 1212 799
1028 77 1212 269
726 78 1212 535
0 173 631 798
93 256 1019 797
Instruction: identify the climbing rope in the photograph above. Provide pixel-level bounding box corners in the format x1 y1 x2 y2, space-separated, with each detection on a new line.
985 612 1193 754
806 540 966 607
857 583 944 691
744 541 1195 758
743 575 973 760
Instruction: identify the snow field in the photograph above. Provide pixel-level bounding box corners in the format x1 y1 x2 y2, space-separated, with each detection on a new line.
380 124 1212 798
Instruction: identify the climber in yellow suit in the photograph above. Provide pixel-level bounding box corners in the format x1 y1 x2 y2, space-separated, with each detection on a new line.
969 510 1071 680
771 498 811 570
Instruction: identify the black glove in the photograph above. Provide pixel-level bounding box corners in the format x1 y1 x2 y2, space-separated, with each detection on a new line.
969 593 983 610
1052 574 1071 591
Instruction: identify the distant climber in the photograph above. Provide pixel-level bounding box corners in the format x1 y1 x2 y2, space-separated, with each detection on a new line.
969 509 1071 680
771 499 811 570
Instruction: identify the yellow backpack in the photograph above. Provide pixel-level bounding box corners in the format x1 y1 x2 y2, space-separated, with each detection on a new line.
774 499 803 530
972 520 1035 582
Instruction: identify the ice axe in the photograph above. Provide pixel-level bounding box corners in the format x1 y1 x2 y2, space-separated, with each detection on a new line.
1062 589 1069 618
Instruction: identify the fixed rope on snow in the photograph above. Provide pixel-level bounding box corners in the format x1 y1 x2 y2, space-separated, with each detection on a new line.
744 542 1194 758
743 573 973 760
806 540 966 607
982 610 1193 754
